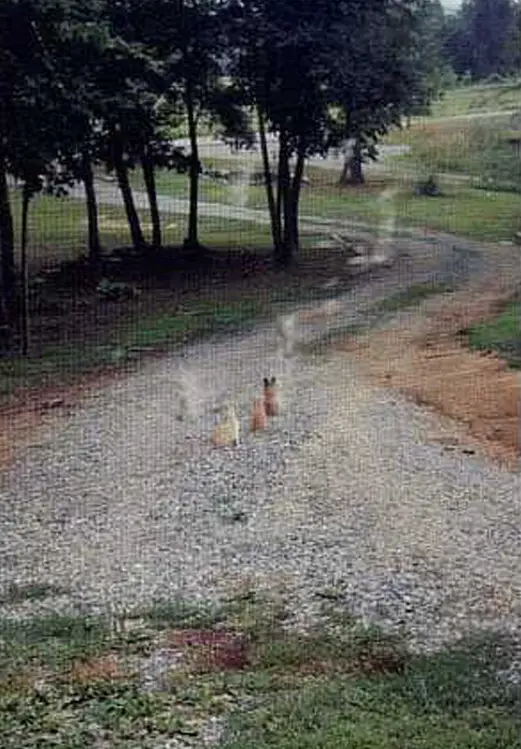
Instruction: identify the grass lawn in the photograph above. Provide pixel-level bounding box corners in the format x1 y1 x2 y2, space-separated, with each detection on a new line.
0 592 520 748
122 160 521 243
13 190 278 271
124 164 234 205
0 224 346 400
287 180 521 242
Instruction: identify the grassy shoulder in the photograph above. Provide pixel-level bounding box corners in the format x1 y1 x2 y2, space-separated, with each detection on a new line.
0 591 520 748
279 175 520 242
466 300 521 369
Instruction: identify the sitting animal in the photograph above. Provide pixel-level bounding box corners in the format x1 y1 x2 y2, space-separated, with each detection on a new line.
251 397 268 432
263 377 279 417
211 404 240 447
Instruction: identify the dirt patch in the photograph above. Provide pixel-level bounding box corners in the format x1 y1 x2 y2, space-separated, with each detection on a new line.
66 653 135 686
340 278 520 469
0 365 130 473
166 629 250 673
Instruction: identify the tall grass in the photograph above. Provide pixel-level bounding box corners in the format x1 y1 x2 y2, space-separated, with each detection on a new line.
399 117 521 193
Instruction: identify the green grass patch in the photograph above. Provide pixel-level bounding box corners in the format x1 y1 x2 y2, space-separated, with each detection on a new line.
292 180 520 242
141 597 231 631
0 597 520 749
221 632 521 749
0 297 268 397
113 298 267 350
9 186 276 271
0 612 111 651
466 300 521 369
0 612 114 682
375 282 455 314
383 113 521 195
126 164 235 205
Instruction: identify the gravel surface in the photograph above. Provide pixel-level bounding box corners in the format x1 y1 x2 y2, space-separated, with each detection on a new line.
1 235 521 655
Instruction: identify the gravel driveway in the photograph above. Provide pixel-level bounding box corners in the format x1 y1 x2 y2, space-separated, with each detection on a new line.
1 232 521 653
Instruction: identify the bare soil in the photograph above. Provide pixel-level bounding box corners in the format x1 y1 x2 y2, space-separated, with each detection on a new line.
338 275 521 469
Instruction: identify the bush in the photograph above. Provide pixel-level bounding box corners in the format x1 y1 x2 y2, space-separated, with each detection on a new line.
413 174 442 197
96 278 140 301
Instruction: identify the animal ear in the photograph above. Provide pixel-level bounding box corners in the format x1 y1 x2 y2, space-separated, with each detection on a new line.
263 377 269 387
271 376 276 386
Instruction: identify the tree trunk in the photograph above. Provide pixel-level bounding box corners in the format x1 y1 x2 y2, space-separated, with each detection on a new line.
0 156 16 321
274 131 292 266
281 143 305 264
112 129 145 251
81 152 102 272
348 138 364 185
20 185 30 356
275 131 287 234
339 156 350 185
141 149 162 249
184 76 200 251
257 104 281 252
287 145 305 258
282 193 298 263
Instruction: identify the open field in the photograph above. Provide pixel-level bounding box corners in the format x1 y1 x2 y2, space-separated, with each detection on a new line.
383 116 521 192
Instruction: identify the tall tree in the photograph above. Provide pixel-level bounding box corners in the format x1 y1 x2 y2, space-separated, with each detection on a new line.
47 7 115 271
0 0 83 330
228 0 346 264
334 0 440 185
228 0 433 264
127 0 233 252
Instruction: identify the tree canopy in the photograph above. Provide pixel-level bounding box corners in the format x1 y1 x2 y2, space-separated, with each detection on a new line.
0 0 448 339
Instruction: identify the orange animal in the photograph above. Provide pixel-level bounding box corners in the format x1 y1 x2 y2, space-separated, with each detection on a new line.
251 398 268 432
263 376 279 417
